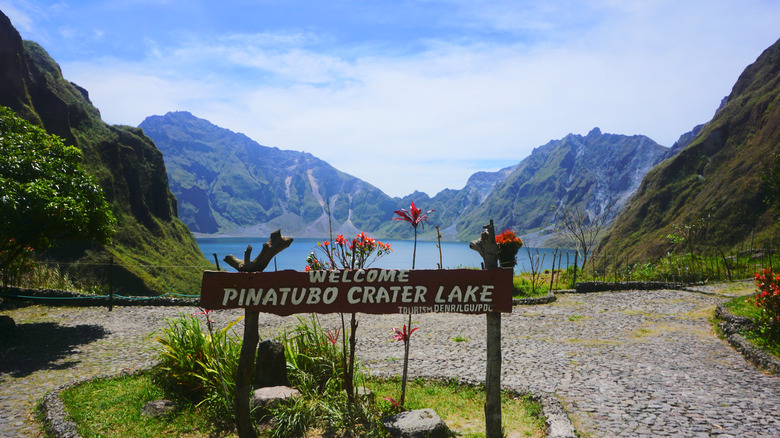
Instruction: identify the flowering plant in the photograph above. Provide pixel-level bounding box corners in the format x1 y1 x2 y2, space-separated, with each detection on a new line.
305 232 391 271
393 202 434 269
751 268 780 326
392 325 418 343
391 324 418 407
304 231 391 403
495 229 523 268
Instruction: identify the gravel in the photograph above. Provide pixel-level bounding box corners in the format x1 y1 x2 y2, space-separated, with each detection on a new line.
1 284 779 437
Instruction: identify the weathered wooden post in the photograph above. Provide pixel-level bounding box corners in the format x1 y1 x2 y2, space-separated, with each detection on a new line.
223 230 293 438
469 220 502 438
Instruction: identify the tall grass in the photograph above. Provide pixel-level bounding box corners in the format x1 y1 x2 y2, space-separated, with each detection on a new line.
152 312 243 420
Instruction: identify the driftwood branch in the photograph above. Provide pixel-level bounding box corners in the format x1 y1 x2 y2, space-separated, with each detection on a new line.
469 220 498 268
224 229 293 272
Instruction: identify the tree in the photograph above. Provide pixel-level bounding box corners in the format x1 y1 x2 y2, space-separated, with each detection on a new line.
0 106 115 272
555 203 612 270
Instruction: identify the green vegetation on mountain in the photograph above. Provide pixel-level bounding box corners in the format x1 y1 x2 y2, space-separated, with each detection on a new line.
0 12 211 294
454 128 667 243
595 37 780 266
140 111 398 237
146 108 668 246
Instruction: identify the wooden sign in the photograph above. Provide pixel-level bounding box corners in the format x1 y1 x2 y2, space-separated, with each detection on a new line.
200 268 513 316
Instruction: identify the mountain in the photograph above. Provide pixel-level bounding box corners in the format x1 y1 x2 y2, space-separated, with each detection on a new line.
143 110 667 246
139 111 398 237
0 11 211 294
595 37 780 265
454 128 668 244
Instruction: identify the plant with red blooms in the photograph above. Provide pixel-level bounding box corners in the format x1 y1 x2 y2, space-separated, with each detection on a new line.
305 232 392 271
393 202 434 270
391 324 418 407
495 229 523 268
392 325 419 342
391 201 433 411
751 268 780 326
304 232 391 403
325 327 341 346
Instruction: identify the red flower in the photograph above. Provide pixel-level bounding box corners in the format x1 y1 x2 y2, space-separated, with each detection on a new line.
392 325 418 343
393 202 434 230
325 327 340 345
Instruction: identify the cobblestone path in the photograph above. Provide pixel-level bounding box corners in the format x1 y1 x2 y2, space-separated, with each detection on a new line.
1 283 778 437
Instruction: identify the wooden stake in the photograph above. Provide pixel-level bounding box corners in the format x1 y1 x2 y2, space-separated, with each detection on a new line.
469 219 502 438
228 230 293 438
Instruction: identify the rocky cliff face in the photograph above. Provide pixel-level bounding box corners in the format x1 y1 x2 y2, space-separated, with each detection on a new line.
0 12 210 294
454 128 668 243
140 111 398 237
146 107 668 246
595 37 780 265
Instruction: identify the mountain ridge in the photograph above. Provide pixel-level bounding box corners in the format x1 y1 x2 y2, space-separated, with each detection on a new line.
142 112 668 245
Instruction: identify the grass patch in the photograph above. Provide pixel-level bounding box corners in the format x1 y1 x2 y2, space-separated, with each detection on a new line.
368 377 546 438
58 372 235 438
720 295 780 359
512 276 550 298
58 374 548 438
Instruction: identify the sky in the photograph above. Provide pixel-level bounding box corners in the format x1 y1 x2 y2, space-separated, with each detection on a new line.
2 1 779 198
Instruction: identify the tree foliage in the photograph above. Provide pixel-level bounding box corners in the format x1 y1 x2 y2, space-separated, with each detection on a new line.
555 204 611 269
0 106 116 271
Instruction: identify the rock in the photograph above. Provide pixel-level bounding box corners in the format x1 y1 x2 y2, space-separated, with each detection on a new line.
255 339 289 387
0 315 16 343
251 386 300 420
141 399 175 417
355 386 374 401
382 408 450 438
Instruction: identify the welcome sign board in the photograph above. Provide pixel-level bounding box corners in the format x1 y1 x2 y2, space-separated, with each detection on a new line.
200 268 513 316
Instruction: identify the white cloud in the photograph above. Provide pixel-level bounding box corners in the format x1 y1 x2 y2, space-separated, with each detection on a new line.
0 0 36 31
57 1 780 197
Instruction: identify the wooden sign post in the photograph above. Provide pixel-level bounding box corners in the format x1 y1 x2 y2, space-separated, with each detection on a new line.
469 220 502 438
222 230 293 438
202 227 512 438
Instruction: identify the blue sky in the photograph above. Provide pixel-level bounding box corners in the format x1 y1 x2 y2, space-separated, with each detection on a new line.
2 1 780 197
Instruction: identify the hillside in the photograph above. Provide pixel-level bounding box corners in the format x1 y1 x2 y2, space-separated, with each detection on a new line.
595 37 780 266
140 111 398 237
143 110 669 244
454 128 668 243
0 12 211 294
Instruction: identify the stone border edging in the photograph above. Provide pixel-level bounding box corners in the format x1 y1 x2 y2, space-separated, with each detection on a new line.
1 286 198 307
715 304 780 375
574 281 688 293
513 291 558 305
39 382 81 438
39 370 577 438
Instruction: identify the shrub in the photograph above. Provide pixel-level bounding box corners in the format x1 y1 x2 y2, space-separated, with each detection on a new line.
744 269 780 353
751 268 780 324
152 311 242 419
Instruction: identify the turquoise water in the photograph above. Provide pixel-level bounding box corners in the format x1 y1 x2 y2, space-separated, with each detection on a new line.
196 237 574 273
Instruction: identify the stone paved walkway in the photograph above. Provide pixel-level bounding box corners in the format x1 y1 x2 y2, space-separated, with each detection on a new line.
1 283 778 437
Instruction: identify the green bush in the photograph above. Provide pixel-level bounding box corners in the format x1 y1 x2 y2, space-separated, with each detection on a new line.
152 311 242 419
